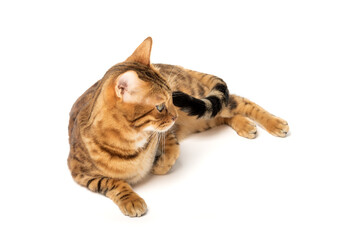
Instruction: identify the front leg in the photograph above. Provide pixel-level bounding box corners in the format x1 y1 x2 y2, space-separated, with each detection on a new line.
152 131 180 175
72 174 147 217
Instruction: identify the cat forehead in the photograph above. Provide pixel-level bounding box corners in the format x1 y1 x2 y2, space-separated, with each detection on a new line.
145 87 170 103
136 70 170 91
130 68 171 98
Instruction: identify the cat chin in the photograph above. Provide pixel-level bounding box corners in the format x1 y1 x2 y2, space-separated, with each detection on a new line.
143 122 174 133
159 122 175 132
156 128 171 133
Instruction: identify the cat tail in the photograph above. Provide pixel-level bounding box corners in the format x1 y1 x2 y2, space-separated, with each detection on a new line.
172 81 229 119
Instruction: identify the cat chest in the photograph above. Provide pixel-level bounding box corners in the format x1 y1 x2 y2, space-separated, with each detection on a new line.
125 137 159 184
84 134 159 183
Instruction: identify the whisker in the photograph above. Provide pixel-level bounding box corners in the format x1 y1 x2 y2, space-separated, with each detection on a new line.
148 125 170 158
162 132 165 157
167 67 181 86
168 67 174 83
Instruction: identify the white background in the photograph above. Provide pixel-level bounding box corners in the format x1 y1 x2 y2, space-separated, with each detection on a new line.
1 0 358 239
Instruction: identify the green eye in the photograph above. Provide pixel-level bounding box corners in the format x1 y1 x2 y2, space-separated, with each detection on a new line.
156 103 165 112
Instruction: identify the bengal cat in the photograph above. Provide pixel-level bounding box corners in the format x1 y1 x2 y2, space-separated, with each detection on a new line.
68 37 289 217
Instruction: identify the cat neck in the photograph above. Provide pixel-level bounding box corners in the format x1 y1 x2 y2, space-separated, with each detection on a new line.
87 111 156 151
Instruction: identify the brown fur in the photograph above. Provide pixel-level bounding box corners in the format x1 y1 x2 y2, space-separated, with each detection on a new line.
68 37 289 217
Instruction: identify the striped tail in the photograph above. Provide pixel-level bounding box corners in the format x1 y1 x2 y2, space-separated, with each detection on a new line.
172 82 229 119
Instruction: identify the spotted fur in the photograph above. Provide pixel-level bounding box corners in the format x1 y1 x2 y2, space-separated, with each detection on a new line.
68 37 289 217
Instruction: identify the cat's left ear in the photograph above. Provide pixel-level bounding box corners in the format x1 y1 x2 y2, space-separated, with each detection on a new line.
115 71 145 103
126 37 152 66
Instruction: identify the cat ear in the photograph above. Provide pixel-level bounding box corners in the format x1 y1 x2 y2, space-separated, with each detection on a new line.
115 71 143 103
126 37 152 66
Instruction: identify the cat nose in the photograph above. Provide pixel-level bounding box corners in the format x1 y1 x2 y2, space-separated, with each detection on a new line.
171 114 177 121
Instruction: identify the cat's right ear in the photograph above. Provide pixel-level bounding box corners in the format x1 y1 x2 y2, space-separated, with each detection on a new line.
115 71 144 103
125 37 152 66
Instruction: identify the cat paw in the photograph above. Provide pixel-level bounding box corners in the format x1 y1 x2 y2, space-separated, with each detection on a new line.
118 195 147 217
237 119 257 139
151 163 172 175
151 146 179 175
264 116 289 137
227 115 257 139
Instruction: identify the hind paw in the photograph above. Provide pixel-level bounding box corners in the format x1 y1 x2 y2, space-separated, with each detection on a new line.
264 116 289 137
226 115 257 139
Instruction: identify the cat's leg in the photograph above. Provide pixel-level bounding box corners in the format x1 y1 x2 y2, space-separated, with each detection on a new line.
185 113 257 139
152 131 180 175
222 94 289 137
72 174 147 217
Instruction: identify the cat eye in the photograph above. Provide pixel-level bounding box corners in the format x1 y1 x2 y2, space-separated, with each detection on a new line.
156 103 165 112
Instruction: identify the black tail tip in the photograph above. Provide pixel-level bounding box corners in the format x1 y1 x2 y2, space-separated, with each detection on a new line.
172 91 206 118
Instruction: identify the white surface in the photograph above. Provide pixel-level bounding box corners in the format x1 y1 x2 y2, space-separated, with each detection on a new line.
1 1 358 239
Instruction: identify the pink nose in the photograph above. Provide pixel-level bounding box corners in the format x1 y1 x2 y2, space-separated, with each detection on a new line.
172 115 178 121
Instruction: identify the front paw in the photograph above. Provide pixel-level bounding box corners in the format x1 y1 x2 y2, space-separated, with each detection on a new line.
118 194 147 217
151 163 172 175
152 145 179 175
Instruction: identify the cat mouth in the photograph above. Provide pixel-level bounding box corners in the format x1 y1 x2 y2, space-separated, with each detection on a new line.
157 121 175 132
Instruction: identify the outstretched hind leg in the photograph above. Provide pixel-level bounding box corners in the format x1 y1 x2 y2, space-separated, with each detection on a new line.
221 94 289 137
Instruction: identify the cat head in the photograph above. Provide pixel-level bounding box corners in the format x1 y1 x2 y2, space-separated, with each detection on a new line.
102 37 177 133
